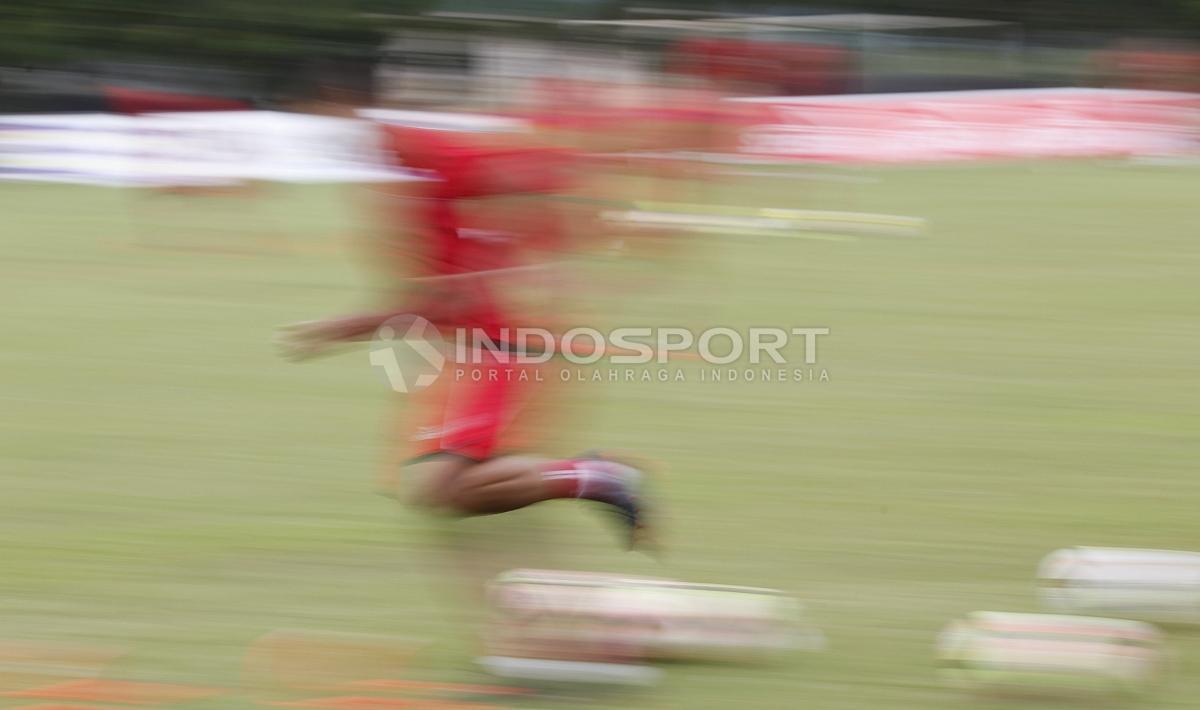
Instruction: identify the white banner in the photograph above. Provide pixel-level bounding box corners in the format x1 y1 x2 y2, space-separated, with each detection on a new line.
4 89 1197 184
0 109 527 186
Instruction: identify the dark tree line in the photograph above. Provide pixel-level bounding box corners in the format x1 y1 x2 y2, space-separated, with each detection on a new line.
1 0 1197 72
0 1 433 68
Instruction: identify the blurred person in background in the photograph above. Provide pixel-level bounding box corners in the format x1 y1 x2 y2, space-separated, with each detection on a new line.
526 52 756 263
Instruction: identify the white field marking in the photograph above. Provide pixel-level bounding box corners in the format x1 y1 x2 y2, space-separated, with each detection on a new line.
721 170 881 184
606 210 859 242
632 201 922 224
608 205 925 238
478 657 662 686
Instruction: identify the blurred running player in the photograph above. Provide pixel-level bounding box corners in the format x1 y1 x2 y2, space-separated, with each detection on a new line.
278 62 652 548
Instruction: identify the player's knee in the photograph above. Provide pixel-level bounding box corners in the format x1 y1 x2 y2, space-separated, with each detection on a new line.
407 455 542 515
440 465 495 514
402 457 471 513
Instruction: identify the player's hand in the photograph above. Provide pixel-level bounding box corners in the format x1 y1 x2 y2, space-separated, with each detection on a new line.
274 320 336 361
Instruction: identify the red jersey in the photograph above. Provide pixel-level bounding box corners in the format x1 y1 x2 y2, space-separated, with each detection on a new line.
375 125 573 463
377 124 572 340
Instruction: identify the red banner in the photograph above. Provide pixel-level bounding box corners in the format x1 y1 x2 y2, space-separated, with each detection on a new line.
738 88 1200 163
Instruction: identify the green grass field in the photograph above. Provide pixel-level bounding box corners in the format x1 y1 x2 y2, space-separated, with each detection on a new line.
3 161 1200 709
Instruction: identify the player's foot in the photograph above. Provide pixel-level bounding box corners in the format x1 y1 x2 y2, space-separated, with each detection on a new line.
541 452 657 551
578 452 655 552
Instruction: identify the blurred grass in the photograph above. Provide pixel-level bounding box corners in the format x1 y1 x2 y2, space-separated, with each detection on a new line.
1 161 1199 709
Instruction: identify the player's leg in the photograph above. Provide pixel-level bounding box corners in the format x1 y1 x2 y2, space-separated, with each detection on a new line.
437 454 545 514
443 454 651 547
395 357 652 545
395 451 650 546
401 454 474 510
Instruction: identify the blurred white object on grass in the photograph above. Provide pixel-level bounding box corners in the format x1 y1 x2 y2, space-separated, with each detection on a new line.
481 569 821 684
1039 547 1200 623
937 611 1164 696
